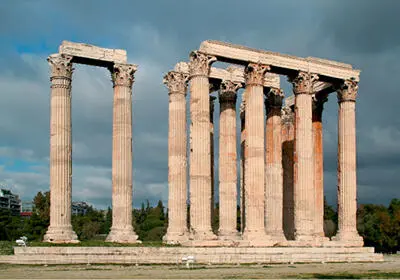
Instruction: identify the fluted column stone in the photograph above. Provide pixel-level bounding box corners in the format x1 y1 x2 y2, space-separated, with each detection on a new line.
44 54 78 243
106 63 140 243
210 95 216 232
163 71 189 244
290 71 319 241
282 106 295 240
312 95 328 238
242 63 271 242
239 97 246 233
188 51 217 240
218 80 241 239
265 88 286 242
332 80 363 246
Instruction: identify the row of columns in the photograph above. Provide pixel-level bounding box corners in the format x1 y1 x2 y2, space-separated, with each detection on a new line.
164 51 362 246
44 54 140 243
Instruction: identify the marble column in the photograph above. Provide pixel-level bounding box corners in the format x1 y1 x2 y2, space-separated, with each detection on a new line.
188 51 217 240
106 63 140 243
239 97 246 233
290 71 319 241
210 95 216 232
265 88 286 242
44 54 78 243
242 63 271 242
163 71 189 244
218 80 241 239
332 80 363 246
312 95 328 238
282 106 295 240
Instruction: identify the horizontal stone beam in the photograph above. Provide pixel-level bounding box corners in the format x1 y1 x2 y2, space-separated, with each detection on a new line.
174 62 280 88
199 40 360 82
59 41 127 67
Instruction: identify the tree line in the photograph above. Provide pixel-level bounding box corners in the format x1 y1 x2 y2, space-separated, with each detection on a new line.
0 191 399 253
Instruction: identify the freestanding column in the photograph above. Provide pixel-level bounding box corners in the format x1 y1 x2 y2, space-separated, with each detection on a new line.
265 88 286 242
290 71 318 241
44 54 78 243
242 63 271 242
312 95 328 238
188 51 217 240
332 80 363 246
282 106 295 240
106 63 140 243
218 80 241 238
163 71 189 244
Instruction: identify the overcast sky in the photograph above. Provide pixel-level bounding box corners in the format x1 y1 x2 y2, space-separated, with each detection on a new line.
0 0 398 209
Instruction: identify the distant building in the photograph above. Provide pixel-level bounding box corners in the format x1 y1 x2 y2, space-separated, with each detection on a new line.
72 201 91 215
20 201 33 218
0 189 21 216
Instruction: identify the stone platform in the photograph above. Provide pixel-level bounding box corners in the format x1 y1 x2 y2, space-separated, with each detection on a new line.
0 246 383 265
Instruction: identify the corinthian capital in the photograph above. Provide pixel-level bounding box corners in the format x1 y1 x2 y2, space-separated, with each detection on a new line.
219 80 241 103
244 63 270 86
48 54 73 79
289 71 319 95
337 79 358 102
188 51 216 77
265 88 284 108
163 71 188 95
111 63 137 88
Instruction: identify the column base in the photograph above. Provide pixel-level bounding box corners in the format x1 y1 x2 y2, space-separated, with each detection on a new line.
217 230 241 241
43 226 79 244
242 229 275 246
189 229 218 241
162 230 190 245
331 231 364 247
265 230 288 243
106 227 141 244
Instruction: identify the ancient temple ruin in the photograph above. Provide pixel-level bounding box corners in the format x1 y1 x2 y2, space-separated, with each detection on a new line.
164 40 363 248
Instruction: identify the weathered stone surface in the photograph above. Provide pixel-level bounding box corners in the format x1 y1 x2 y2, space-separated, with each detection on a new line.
3 246 383 265
59 41 127 65
199 40 360 81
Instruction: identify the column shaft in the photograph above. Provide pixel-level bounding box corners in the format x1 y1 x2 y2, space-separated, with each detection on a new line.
188 52 217 240
312 97 327 238
265 89 286 241
282 106 295 240
291 72 318 241
242 63 270 241
163 72 189 244
333 80 363 246
106 63 139 243
240 97 246 233
218 80 240 238
44 54 78 243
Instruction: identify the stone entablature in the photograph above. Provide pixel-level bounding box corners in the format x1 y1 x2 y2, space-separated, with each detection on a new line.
199 40 360 82
59 41 127 67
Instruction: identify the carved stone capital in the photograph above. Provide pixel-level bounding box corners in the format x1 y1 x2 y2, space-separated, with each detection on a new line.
265 88 284 108
111 63 137 88
337 80 358 102
188 51 216 77
289 71 319 95
219 80 241 103
244 63 270 86
48 54 73 79
163 71 188 95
